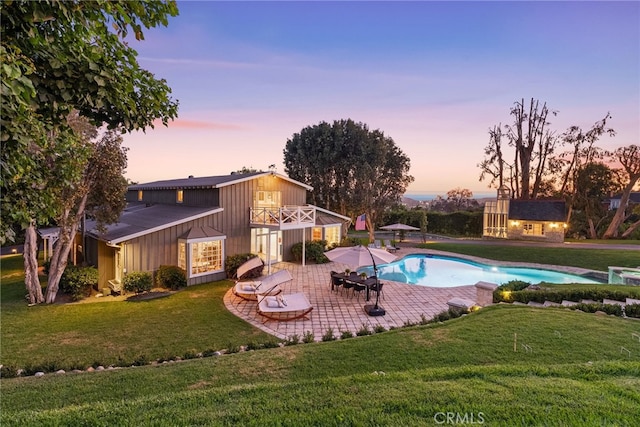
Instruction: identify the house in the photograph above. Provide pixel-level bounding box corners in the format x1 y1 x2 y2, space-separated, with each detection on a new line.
77 171 350 291
607 192 640 211
482 186 567 243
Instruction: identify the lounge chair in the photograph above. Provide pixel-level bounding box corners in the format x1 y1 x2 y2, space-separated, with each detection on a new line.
257 292 313 322
233 269 292 301
374 239 382 249
235 256 264 280
383 239 398 252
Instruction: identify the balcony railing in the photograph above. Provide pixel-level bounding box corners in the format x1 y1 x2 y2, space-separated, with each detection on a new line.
250 206 316 229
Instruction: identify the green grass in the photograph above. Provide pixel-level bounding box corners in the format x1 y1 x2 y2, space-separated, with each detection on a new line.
421 243 639 271
1 255 272 369
2 306 640 425
3 249 640 425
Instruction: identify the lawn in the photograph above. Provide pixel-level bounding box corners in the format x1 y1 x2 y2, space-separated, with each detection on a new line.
2 245 640 425
2 306 639 425
0 254 272 369
421 242 639 271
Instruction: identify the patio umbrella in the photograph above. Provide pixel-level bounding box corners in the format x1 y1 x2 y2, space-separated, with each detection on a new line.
380 223 420 242
325 245 397 317
324 245 397 269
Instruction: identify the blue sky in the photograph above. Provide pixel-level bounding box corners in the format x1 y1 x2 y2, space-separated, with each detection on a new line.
123 1 639 194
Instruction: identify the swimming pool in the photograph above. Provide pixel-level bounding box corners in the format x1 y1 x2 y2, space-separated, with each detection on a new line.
358 254 602 288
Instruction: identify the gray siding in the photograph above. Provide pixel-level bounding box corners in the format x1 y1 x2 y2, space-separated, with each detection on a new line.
126 188 219 207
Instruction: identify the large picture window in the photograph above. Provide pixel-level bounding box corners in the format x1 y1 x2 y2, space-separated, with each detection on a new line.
178 237 225 278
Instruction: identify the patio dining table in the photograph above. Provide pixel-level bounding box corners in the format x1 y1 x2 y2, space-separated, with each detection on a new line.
333 273 378 301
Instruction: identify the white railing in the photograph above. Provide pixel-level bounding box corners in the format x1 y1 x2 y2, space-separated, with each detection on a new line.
250 206 315 229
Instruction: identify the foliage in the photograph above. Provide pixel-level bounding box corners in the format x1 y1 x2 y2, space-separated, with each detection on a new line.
302 331 315 343
430 188 480 212
425 211 483 236
321 328 336 342
478 98 614 200
59 266 98 301
225 253 263 279
340 330 354 339
284 119 414 240
356 324 372 336
603 145 640 238
122 272 153 294
290 240 329 263
493 286 640 307
155 265 187 290
625 303 640 318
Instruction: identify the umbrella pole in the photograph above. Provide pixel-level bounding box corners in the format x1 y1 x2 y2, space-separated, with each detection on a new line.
363 246 386 316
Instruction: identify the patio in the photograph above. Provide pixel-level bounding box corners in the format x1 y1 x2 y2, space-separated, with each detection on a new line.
224 248 477 340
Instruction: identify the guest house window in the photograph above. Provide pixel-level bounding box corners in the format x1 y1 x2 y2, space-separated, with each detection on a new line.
137 190 143 201
176 190 184 203
523 223 544 236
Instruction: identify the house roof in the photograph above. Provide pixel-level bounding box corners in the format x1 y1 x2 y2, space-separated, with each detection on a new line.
128 172 313 191
87 203 223 245
609 192 640 203
508 200 566 222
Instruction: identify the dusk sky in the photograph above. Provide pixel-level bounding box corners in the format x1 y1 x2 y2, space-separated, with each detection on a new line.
123 1 639 195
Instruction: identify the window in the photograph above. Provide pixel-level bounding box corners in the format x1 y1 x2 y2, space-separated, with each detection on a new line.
312 227 322 241
178 238 224 278
523 223 544 236
138 190 143 201
176 189 184 203
191 240 222 275
323 226 341 247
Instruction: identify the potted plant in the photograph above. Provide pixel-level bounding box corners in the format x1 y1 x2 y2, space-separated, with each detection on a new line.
344 268 351 275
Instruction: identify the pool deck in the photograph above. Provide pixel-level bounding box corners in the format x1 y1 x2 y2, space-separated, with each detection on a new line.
224 248 602 341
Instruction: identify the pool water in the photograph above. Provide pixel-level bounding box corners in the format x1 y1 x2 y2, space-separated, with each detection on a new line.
358 254 602 288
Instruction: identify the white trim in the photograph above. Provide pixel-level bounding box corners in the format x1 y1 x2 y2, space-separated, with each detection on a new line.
184 235 226 244
107 208 224 245
308 204 351 221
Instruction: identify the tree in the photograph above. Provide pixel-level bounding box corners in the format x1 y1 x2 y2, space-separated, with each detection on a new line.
284 119 414 241
602 145 640 238
1 1 179 304
571 163 618 239
45 125 129 304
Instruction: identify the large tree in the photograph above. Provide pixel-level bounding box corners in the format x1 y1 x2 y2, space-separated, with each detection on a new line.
284 119 414 242
602 145 640 238
479 99 615 203
1 1 179 304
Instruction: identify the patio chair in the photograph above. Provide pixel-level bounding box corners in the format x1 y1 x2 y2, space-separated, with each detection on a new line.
352 282 366 301
369 281 384 300
330 271 344 292
257 292 313 322
374 239 382 249
233 269 292 301
383 239 398 253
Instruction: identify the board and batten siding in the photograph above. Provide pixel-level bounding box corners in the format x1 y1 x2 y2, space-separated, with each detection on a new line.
119 213 225 287
218 175 308 262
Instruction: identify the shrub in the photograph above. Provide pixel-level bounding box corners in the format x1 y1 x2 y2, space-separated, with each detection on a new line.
356 324 372 336
1 365 19 378
302 331 315 343
625 303 640 318
183 349 199 360
225 343 240 354
321 328 336 342
245 341 261 351
291 240 329 264
225 253 264 279
60 266 98 300
373 325 387 333
202 348 218 358
123 271 153 293
263 339 281 349
132 354 150 366
156 265 187 290
340 330 354 339
285 334 300 346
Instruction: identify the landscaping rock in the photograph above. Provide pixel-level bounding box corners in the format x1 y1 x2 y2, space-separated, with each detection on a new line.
595 311 607 316
55 369 66 375
34 372 45 377
96 366 105 371
87 367 95 372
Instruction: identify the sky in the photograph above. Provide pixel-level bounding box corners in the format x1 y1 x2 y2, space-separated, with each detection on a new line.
123 1 640 195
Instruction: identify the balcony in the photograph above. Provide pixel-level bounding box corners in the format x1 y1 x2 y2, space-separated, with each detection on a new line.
250 205 315 230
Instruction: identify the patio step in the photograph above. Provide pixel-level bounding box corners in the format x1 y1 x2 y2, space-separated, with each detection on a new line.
527 301 544 307
561 300 579 307
543 301 561 307
603 298 626 307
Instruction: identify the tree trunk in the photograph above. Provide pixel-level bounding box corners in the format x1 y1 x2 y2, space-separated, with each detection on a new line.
23 223 44 305
587 218 598 240
602 182 635 238
44 221 80 304
621 219 640 238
